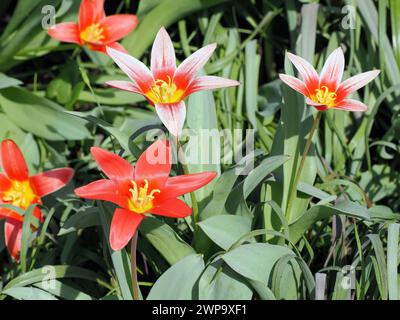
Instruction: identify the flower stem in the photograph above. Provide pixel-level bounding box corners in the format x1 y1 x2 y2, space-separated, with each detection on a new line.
130 231 140 300
286 111 322 221
176 139 199 230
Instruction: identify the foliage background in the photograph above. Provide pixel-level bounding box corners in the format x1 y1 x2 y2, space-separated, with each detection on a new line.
0 0 399 300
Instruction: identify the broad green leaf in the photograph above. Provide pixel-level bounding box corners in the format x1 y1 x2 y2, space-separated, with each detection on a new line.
289 200 371 243
147 254 204 300
0 87 91 140
222 243 295 284
198 215 252 251
2 287 58 300
198 259 252 300
140 217 196 266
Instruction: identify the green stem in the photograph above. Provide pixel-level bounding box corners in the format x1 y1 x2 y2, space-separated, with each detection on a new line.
286 111 322 221
176 139 199 230
130 231 140 300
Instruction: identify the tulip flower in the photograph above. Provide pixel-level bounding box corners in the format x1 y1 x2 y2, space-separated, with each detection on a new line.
0 140 74 260
75 140 217 251
47 0 138 53
105 27 240 136
279 47 380 112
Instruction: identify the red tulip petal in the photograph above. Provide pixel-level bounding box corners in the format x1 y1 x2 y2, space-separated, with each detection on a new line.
150 198 192 218
173 43 217 90
91 147 134 181
106 41 128 53
29 168 74 197
135 140 171 190
319 47 345 91
100 14 138 44
1 139 29 181
0 208 23 222
47 22 81 44
333 99 368 112
156 171 217 203
75 179 128 208
336 70 380 101
107 46 153 93
151 27 176 77
185 76 240 97
279 74 310 97
155 101 186 137
79 0 105 30
106 80 142 94
0 173 11 192
286 52 319 94
4 218 23 260
109 208 144 251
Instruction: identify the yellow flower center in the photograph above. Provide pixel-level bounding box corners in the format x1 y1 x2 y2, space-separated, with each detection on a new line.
128 179 160 214
80 23 105 44
146 76 184 104
2 180 37 209
311 86 337 108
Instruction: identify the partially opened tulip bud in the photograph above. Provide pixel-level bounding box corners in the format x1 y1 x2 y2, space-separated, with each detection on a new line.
106 27 240 137
0 140 74 260
75 140 217 251
279 47 380 112
48 0 138 53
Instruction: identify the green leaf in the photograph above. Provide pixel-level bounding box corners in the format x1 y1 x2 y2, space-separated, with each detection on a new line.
387 223 400 300
198 215 252 251
0 87 91 140
147 254 204 300
198 259 252 300
2 287 58 300
289 200 371 243
0 72 22 89
140 217 196 266
222 243 295 284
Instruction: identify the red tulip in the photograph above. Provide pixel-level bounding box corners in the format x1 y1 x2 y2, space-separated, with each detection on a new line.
0 140 74 260
279 47 380 112
105 27 240 136
47 0 138 53
75 140 217 251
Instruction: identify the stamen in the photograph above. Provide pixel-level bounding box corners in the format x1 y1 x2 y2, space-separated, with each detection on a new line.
148 76 183 104
80 23 105 43
313 86 337 108
128 179 160 214
2 180 36 209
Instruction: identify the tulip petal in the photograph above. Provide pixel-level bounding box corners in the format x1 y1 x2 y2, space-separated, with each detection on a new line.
107 46 154 92
75 179 127 208
173 43 217 89
100 15 138 44
151 27 176 77
0 173 11 192
106 80 142 94
150 198 192 218
279 74 310 97
333 99 368 112
155 101 186 137
135 140 171 190
29 168 74 198
4 218 23 260
79 0 105 30
156 172 217 203
286 52 319 92
185 76 240 96
109 208 144 251
1 139 29 181
336 70 380 100
0 208 23 222
319 47 345 90
47 23 81 44
91 147 134 181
